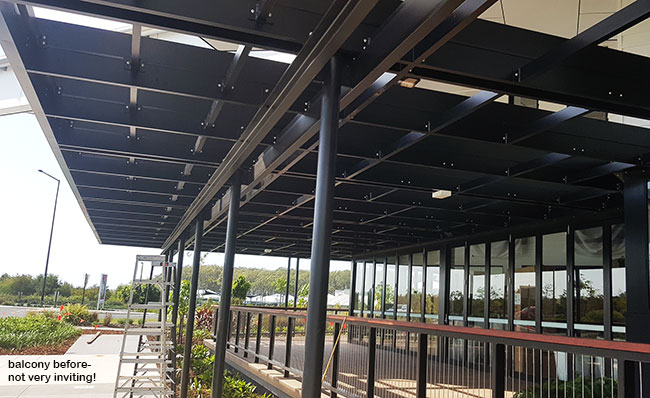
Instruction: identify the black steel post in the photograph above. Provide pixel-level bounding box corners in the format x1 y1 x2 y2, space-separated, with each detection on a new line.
284 317 293 377
535 234 542 334
407 254 413 322
491 343 505 398
367 328 376 398
331 321 341 398
294 258 300 310
285 256 292 309
381 257 388 319
360 260 366 317
301 56 341 398
349 260 357 316
244 312 251 358
623 171 650 396
603 224 613 341
416 333 427 398
171 238 185 359
180 218 203 398
255 313 262 363
234 311 241 353
39 171 60 306
507 237 515 331
566 225 575 337
211 171 242 398
268 315 276 370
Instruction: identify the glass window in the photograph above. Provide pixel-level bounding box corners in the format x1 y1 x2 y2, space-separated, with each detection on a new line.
364 261 374 315
385 258 396 317
469 244 485 318
575 227 604 329
425 250 440 322
411 253 424 316
611 225 626 330
542 232 567 333
397 255 409 319
374 259 384 314
449 246 465 317
490 241 508 321
514 236 536 331
354 261 364 313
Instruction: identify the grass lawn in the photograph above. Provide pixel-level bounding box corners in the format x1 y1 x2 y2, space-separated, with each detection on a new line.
0 314 81 354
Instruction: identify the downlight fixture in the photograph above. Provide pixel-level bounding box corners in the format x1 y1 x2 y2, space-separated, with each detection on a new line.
397 77 420 88
432 189 452 199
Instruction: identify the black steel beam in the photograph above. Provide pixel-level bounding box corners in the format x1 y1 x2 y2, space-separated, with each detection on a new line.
162 0 378 253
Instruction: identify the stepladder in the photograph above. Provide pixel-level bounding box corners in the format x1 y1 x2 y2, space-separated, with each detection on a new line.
114 255 177 398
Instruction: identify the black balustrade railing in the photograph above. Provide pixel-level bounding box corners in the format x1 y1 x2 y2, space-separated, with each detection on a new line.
213 306 650 398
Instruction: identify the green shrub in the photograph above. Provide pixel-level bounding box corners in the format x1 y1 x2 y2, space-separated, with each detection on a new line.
193 328 212 340
0 314 81 350
514 376 617 398
60 304 98 325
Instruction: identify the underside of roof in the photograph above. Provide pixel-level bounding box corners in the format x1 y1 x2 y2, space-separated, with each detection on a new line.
2 0 650 260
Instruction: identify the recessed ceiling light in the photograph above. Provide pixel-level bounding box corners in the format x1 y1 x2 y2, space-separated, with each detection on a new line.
432 190 452 199
264 248 272 253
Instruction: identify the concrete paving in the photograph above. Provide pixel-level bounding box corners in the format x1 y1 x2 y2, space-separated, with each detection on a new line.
0 334 140 397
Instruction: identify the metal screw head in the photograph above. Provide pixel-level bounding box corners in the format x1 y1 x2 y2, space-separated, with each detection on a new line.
250 8 255 13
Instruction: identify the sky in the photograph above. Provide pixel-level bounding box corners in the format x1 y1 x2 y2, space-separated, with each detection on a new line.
0 112 349 289
0 9 346 290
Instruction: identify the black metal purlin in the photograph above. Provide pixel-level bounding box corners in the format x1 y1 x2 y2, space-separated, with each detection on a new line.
285 256 291 309
211 171 242 398
179 217 203 398
301 56 341 398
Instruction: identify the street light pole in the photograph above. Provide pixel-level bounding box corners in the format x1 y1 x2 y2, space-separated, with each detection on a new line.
38 169 60 307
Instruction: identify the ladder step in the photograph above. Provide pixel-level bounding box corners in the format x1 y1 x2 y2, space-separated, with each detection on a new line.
120 358 171 364
138 321 174 328
125 328 166 335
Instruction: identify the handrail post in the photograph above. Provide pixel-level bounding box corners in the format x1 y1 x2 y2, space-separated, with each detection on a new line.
491 343 505 398
367 327 376 398
255 313 262 363
284 316 293 377
212 307 218 341
268 314 276 370
244 312 251 358
331 321 341 398
234 310 241 353
416 333 427 398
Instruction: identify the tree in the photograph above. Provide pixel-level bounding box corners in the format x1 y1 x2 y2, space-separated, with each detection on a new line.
232 275 251 305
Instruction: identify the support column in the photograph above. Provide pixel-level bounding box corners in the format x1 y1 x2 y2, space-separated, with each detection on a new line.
285 256 292 309
623 171 650 397
180 219 203 398
294 258 300 310
171 239 185 344
301 56 341 398
348 260 356 316
211 171 242 398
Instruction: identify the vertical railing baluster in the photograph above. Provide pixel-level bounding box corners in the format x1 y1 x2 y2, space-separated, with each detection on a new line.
255 313 262 363
331 321 341 398
212 307 218 341
367 327 376 398
268 314 276 370
244 312 251 358
284 316 293 377
416 333 427 398
491 342 505 398
234 311 241 353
